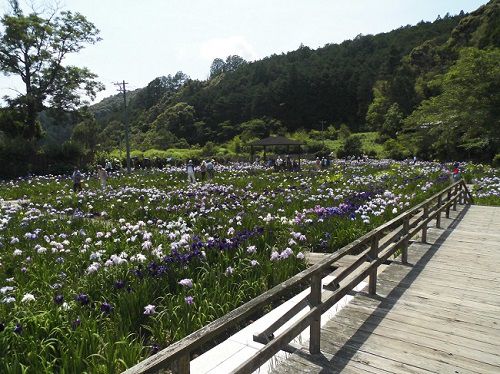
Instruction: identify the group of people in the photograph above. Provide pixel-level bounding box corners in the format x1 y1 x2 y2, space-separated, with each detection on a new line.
71 164 109 193
71 158 216 191
264 155 300 171
186 159 215 183
315 157 331 170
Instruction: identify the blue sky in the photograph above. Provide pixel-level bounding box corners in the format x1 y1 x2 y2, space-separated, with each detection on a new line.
0 0 489 103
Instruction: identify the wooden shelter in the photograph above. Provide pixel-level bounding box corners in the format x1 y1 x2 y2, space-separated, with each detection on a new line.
248 136 304 163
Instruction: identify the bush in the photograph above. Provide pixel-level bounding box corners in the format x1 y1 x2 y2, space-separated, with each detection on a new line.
305 140 328 154
383 139 411 160
202 141 216 156
0 136 35 177
143 149 170 159
493 154 500 168
338 135 362 158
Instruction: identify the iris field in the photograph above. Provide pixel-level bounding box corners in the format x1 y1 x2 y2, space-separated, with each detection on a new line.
0 160 498 373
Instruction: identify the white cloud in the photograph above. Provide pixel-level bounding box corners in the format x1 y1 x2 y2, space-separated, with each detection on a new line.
199 36 258 62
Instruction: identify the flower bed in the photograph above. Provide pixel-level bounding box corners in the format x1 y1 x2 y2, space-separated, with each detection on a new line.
0 160 463 372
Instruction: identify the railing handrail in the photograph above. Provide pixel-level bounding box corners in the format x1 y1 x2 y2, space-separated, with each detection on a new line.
124 179 472 374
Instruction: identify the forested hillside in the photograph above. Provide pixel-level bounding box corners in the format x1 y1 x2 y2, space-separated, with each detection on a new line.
91 11 467 149
88 0 499 163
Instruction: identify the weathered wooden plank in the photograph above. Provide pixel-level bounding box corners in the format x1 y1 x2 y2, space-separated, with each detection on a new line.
271 347 404 374
330 307 500 356
365 290 500 325
320 322 500 374
348 296 500 335
376 276 500 306
327 313 500 366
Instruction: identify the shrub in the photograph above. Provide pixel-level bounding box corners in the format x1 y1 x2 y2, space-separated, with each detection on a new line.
493 154 500 168
383 139 411 160
306 140 328 154
338 135 362 158
0 136 35 177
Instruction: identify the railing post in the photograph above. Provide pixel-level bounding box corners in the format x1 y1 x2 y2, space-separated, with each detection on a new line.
402 217 409 264
173 353 190 374
453 185 458 211
446 190 451 218
369 234 379 295
421 204 428 243
436 194 442 228
459 183 465 205
309 273 322 354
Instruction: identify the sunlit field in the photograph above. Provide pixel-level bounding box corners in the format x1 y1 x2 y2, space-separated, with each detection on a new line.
0 159 498 373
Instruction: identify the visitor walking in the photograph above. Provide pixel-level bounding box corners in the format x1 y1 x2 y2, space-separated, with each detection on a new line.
200 160 207 181
206 159 215 180
321 157 327 169
452 162 461 182
71 167 83 193
105 159 113 173
97 165 108 190
186 160 196 183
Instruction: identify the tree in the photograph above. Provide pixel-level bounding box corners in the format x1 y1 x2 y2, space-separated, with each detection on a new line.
133 72 189 109
151 102 196 142
209 55 247 78
381 103 404 138
224 55 247 72
0 1 104 139
404 48 500 161
71 112 99 154
340 135 363 157
209 58 225 78
366 81 391 130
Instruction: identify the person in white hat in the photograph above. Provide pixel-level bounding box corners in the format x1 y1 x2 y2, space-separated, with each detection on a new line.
186 160 196 183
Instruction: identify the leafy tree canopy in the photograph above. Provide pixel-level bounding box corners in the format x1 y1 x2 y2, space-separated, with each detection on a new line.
404 47 500 161
209 55 247 78
0 0 104 139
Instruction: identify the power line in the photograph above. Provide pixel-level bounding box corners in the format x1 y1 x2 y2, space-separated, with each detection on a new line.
114 80 131 174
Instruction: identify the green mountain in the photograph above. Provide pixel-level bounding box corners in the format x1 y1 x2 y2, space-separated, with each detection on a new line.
89 1 498 160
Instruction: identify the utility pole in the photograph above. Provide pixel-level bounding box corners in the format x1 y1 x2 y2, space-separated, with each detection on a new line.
114 80 131 173
320 120 326 146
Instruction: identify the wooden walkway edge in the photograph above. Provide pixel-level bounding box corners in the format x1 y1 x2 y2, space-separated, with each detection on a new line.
271 205 500 374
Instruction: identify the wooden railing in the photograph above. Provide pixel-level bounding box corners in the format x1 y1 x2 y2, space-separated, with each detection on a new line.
124 180 473 374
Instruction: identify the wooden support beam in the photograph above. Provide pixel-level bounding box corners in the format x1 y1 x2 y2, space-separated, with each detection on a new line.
173 354 190 374
254 294 309 342
436 194 442 228
446 190 451 218
421 204 428 243
401 217 409 264
368 235 379 295
309 274 322 354
453 185 458 211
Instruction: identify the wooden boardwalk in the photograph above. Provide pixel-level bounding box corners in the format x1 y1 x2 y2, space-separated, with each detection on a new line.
271 205 500 374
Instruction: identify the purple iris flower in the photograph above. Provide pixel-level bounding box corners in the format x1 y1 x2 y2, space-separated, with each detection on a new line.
100 302 114 315
75 293 90 305
150 343 160 355
13 324 22 334
72 318 81 330
114 280 126 289
54 295 64 305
